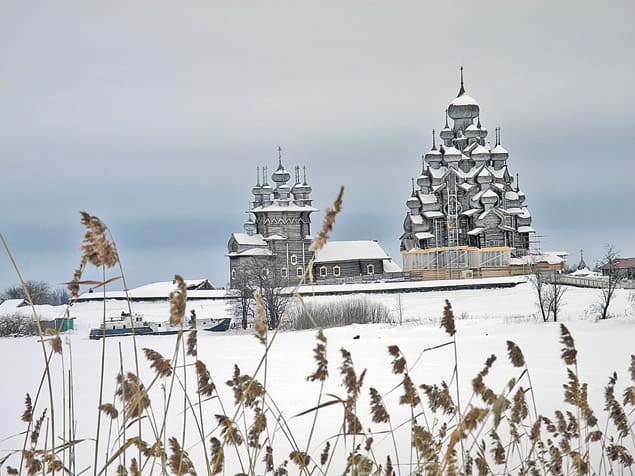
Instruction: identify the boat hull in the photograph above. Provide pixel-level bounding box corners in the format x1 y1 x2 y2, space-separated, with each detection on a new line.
89 326 155 340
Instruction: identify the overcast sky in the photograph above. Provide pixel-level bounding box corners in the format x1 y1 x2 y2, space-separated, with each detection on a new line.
1 1 633 290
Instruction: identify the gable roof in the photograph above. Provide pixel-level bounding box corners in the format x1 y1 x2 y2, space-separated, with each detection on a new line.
599 257 635 270
313 241 390 263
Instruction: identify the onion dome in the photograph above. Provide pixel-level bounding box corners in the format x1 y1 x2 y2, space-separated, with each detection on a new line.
260 182 273 200
277 183 291 200
252 167 263 197
471 143 490 163
272 164 290 186
490 144 509 160
477 117 487 139
271 147 291 186
297 166 312 196
465 123 480 139
443 145 461 166
454 129 468 148
480 188 499 208
517 189 526 203
448 67 480 120
505 190 519 202
424 146 442 162
476 167 493 184
243 218 257 235
417 170 431 189
425 149 443 169
490 127 509 160
406 193 420 210
448 94 480 120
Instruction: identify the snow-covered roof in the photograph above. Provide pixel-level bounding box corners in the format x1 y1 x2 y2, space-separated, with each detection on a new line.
519 207 531 219
264 234 286 241
125 279 214 298
414 232 434 240
313 240 390 263
409 214 425 225
598 257 635 270
232 233 267 246
418 192 437 204
231 248 273 257
491 144 509 155
428 167 447 179
423 210 444 219
251 202 318 213
461 208 482 217
517 226 535 233
481 189 498 199
467 227 485 236
505 207 523 215
570 267 600 277
471 144 490 156
450 94 479 107
0 299 63 320
443 146 461 157
382 259 402 273
505 191 519 201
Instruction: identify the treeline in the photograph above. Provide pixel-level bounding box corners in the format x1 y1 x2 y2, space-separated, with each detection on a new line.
0 280 69 305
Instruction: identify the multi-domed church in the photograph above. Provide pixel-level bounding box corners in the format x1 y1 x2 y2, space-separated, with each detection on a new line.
400 69 536 279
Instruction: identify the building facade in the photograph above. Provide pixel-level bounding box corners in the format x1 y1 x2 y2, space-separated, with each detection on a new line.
227 150 317 288
401 70 535 279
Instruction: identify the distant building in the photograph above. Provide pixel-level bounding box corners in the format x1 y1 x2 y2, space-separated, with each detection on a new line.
313 240 400 281
227 149 317 288
227 150 398 288
599 257 635 280
401 70 540 280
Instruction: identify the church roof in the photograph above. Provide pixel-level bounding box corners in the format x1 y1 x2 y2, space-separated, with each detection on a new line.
251 202 318 213
313 240 390 263
232 233 267 247
450 94 479 107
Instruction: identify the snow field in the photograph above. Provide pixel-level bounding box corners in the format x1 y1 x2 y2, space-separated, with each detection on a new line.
0 282 633 473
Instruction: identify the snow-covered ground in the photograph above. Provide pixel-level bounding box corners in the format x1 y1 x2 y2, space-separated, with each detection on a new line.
0 282 633 473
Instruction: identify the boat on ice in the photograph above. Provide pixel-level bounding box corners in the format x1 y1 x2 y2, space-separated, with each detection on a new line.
89 312 232 340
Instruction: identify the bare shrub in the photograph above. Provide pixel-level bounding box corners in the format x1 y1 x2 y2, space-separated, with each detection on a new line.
0 313 39 336
286 296 393 330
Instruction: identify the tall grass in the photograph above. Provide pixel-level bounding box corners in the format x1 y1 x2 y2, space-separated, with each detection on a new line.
1 189 634 475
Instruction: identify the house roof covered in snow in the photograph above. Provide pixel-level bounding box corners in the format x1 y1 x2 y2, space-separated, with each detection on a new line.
598 257 635 270
313 240 390 263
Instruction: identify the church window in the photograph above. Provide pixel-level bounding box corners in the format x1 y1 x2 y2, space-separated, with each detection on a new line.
231 268 236 280
281 267 288 278
367 264 375 275
333 266 341 277
319 266 327 278
297 267 303 277
290 254 298 265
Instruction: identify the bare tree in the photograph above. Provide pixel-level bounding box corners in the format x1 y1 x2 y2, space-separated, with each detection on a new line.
530 268 549 322
530 268 566 322
230 258 289 330
545 271 567 322
597 245 623 320
229 268 256 330
1 280 52 305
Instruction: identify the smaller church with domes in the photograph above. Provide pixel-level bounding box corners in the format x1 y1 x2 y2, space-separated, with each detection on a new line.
227 149 399 288
400 69 538 279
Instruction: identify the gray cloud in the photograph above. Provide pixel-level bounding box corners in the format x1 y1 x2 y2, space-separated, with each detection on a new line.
1 1 633 289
